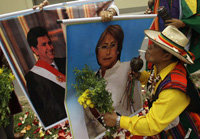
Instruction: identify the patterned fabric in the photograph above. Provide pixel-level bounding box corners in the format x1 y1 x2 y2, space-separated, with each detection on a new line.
158 33 195 61
149 62 200 138
158 0 180 31
148 62 187 108
159 62 187 93
150 0 180 31
150 0 160 31
158 111 200 139
66 0 112 19
150 0 198 30
181 0 197 18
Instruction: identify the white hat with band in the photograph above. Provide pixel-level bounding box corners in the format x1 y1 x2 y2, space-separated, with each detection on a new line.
144 25 195 64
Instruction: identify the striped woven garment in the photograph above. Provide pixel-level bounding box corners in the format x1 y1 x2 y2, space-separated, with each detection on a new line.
66 0 112 18
150 0 197 31
151 62 200 138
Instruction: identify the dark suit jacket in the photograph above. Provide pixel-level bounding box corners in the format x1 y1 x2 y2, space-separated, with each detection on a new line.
54 57 66 75
25 58 67 127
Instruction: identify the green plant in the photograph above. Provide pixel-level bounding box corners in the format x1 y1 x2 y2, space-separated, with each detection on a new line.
73 65 117 137
0 67 15 127
73 65 113 113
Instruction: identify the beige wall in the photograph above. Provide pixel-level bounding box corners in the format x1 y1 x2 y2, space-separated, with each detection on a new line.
0 0 33 15
115 0 148 9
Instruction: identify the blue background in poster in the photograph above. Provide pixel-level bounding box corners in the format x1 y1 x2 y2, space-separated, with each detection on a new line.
66 18 153 138
67 18 153 88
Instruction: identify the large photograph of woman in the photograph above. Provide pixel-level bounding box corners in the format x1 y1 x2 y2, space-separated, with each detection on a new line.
66 16 154 138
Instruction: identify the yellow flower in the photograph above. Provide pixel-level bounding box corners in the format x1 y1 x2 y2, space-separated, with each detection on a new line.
78 96 82 103
78 89 93 107
78 96 85 105
9 73 15 80
81 96 86 102
0 68 3 74
39 131 45 137
82 92 88 98
82 89 90 97
86 99 92 105
85 89 90 94
20 127 26 134
89 104 94 108
83 104 87 109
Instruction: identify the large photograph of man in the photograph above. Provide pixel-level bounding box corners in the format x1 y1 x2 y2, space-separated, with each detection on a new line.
25 27 67 127
0 0 116 129
65 16 155 138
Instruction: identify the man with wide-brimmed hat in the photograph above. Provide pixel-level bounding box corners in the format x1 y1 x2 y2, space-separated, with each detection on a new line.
103 25 200 138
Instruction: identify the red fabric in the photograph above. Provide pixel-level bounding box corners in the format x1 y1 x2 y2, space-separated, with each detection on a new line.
35 60 65 78
35 60 66 82
147 0 160 70
177 124 186 137
151 0 160 31
162 63 187 93
189 112 200 135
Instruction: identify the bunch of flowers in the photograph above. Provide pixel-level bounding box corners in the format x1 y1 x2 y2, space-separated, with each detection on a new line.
73 65 116 136
0 67 15 127
73 65 113 114
14 110 72 139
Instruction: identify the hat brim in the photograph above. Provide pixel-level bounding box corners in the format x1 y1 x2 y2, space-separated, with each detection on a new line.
144 29 194 64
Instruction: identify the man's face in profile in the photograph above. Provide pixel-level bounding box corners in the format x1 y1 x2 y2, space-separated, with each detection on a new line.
97 33 119 70
31 35 55 64
145 42 166 64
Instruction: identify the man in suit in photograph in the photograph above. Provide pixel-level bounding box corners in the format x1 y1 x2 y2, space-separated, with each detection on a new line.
25 26 67 127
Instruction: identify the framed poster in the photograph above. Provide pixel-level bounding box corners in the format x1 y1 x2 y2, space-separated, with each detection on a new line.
65 14 155 138
0 0 113 130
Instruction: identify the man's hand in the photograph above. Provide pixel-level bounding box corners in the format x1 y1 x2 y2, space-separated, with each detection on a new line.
33 0 49 10
165 18 186 28
144 8 152 14
99 8 116 22
103 111 118 127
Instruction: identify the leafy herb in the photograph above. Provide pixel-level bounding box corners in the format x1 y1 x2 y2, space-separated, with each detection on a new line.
73 65 116 137
73 65 113 113
0 67 15 127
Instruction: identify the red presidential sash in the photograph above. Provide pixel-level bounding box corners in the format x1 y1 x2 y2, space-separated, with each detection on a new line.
31 60 66 89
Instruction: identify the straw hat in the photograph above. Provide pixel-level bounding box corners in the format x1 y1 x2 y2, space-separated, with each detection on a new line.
144 25 195 64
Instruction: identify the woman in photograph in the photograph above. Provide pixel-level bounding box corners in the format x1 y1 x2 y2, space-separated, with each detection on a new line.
85 25 142 138
95 25 142 115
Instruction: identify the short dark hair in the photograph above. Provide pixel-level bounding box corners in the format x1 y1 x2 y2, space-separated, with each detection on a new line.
27 26 49 48
95 25 124 63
